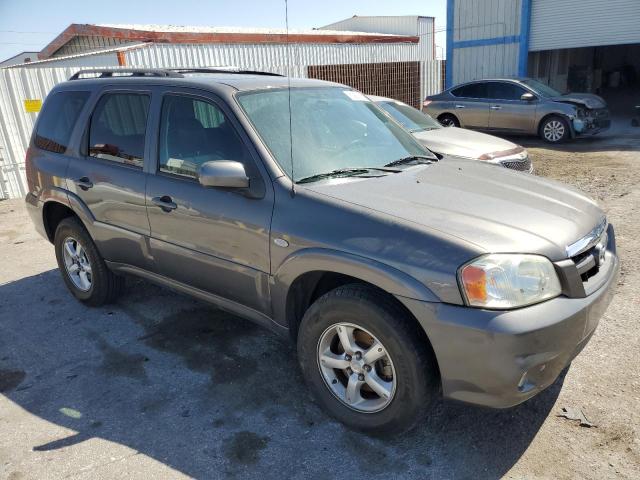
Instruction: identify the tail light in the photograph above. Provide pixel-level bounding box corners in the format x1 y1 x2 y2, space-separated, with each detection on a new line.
422 99 432 108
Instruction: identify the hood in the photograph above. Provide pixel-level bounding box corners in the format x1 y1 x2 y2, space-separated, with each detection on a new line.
552 93 607 109
412 127 519 160
306 159 604 261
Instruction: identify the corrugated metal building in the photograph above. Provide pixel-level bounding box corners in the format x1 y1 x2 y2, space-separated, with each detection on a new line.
319 16 444 100
447 0 640 96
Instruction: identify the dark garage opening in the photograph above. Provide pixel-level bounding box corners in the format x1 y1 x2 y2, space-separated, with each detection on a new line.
528 43 640 132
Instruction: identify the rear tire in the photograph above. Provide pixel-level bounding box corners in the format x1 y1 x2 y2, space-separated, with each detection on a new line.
54 217 123 306
438 113 460 127
540 115 570 143
297 284 439 435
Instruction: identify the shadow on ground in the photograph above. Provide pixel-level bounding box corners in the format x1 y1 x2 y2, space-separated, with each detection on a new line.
0 269 564 479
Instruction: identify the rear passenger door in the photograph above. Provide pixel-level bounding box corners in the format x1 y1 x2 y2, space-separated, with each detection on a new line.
145 89 273 315
66 89 152 269
449 82 491 129
486 81 538 133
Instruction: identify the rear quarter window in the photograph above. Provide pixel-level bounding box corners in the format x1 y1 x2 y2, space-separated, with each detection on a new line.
34 91 90 153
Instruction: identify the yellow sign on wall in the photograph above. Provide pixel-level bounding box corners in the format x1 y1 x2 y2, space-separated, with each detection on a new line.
24 99 42 113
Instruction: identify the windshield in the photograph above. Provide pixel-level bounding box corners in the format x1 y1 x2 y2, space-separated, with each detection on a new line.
377 100 441 132
521 78 563 97
237 87 429 182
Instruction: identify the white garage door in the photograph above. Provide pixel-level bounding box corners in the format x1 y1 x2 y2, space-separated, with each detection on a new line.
529 0 640 51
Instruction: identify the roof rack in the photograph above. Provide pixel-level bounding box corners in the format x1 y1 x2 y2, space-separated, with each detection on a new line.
69 68 183 80
171 67 284 77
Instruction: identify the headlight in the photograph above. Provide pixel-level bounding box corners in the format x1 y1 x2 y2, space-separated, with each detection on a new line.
576 108 586 118
458 254 561 309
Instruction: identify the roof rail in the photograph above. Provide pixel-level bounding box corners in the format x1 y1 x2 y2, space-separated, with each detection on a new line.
171 67 284 77
69 68 184 80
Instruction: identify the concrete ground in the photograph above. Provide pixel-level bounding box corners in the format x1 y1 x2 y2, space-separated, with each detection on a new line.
1 134 639 479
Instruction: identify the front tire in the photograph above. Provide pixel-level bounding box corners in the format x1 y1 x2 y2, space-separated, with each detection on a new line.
54 217 123 306
297 284 439 435
540 115 570 143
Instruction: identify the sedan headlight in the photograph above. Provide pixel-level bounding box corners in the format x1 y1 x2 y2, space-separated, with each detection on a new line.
458 254 561 309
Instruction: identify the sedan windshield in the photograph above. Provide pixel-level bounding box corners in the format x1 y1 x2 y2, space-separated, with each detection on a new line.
237 87 430 182
521 78 563 97
376 100 441 132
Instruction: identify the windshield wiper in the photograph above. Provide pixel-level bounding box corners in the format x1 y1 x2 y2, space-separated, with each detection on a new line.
384 155 437 168
296 168 373 184
296 166 403 184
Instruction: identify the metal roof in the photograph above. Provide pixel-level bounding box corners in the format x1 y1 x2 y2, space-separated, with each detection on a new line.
39 23 419 59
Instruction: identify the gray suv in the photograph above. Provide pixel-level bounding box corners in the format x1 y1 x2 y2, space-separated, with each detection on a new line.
424 78 610 143
25 69 618 434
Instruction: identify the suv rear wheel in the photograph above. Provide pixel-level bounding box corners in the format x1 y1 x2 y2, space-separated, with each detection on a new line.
54 217 123 306
297 284 439 434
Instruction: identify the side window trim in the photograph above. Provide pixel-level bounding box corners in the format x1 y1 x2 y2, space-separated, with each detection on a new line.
84 88 152 170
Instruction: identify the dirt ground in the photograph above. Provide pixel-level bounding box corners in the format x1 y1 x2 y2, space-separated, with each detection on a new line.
0 133 639 479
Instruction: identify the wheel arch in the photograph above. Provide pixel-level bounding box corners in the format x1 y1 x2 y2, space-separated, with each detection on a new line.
271 248 439 339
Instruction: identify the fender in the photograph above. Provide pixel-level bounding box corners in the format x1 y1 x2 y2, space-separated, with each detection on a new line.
270 247 439 327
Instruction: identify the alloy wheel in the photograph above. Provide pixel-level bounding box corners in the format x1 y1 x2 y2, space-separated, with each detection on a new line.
62 236 92 291
317 322 397 413
543 120 565 142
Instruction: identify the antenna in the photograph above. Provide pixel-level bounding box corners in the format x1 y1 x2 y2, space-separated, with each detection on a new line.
285 0 295 197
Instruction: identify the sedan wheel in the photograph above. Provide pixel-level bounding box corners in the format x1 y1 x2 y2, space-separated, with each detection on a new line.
541 116 569 143
317 322 396 413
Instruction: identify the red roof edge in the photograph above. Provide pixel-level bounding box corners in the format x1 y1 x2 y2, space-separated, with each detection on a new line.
38 24 419 59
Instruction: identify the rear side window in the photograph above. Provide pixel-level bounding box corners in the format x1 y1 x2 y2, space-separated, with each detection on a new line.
88 93 150 168
487 82 527 100
451 83 488 99
34 91 90 153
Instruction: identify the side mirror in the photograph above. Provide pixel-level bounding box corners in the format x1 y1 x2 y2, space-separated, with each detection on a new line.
521 92 536 102
198 160 249 188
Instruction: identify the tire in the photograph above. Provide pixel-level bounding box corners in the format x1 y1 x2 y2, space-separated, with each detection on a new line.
539 115 570 143
438 113 460 128
297 284 439 435
54 217 123 306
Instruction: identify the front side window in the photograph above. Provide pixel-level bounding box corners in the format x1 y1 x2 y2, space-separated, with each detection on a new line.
237 87 428 182
487 82 528 101
158 95 250 179
88 93 150 168
377 100 441 132
34 91 90 153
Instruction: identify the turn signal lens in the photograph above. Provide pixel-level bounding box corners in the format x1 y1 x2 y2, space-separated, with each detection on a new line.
459 254 562 309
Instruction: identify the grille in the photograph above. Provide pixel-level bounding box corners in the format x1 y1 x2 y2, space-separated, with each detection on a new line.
500 157 532 172
570 230 608 283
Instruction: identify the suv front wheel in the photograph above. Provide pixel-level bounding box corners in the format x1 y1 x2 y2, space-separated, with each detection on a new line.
297 284 439 434
54 217 123 306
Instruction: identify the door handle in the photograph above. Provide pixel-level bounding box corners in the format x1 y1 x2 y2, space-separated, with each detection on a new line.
490 105 502 110
152 195 177 212
75 177 93 190
454 104 466 109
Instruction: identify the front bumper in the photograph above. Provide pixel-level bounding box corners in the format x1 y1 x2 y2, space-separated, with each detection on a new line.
572 110 611 137
401 251 619 408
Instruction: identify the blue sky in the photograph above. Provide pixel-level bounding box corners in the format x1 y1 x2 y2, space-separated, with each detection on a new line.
0 0 447 61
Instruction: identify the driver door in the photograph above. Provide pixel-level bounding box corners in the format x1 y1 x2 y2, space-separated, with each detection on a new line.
145 89 274 314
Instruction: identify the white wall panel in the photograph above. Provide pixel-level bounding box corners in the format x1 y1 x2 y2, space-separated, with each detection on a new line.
453 43 519 85
530 0 640 51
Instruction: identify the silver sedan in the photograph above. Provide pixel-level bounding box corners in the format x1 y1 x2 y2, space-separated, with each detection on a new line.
370 95 532 173
423 78 610 143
